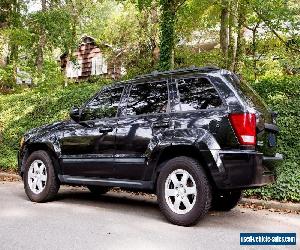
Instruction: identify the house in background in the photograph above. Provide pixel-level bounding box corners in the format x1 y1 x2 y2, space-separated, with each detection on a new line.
16 68 32 85
60 35 126 80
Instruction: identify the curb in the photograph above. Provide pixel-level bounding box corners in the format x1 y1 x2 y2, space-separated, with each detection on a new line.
0 172 21 181
240 198 300 213
0 171 299 213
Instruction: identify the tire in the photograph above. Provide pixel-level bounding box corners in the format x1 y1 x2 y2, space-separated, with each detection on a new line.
212 190 242 211
24 150 60 203
156 156 212 226
87 186 110 195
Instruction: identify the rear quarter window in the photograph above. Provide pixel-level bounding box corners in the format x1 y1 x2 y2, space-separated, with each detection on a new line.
223 73 269 111
175 77 223 111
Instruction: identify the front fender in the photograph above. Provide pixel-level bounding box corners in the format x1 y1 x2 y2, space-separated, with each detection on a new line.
19 135 62 176
26 132 62 156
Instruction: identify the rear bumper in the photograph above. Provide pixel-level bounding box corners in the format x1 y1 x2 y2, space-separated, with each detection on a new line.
215 150 282 190
263 153 283 162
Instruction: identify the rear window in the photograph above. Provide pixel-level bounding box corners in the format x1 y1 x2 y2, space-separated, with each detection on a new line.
223 73 269 111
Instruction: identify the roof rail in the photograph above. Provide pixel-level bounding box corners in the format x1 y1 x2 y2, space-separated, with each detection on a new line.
134 66 220 80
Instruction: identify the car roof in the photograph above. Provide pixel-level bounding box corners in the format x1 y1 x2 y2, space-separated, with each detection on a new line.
134 66 220 80
103 66 221 91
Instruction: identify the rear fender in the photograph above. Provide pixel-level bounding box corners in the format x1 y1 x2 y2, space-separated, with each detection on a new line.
146 128 225 183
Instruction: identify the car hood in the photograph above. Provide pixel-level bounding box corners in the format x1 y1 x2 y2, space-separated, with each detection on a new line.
24 120 72 141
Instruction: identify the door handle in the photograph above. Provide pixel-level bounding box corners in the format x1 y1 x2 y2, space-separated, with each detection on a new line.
152 122 170 129
79 121 95 128
99 127 113 133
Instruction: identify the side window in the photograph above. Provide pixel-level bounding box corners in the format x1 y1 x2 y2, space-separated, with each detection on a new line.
176 78 223 111
126 81 168 116
82 87 123 120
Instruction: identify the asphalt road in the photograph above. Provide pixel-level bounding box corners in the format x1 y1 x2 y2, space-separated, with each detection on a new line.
0 182 299 250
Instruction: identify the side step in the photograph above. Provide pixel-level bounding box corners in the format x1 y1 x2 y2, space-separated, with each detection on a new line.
59 175 154 190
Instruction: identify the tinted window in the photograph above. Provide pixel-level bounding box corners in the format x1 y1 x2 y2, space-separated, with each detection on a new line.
126 82 168 116
82 87 123 120
223 73 269 111
176 78 222 111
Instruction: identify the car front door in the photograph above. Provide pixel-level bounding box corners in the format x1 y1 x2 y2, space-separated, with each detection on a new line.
60 86 124 178
114 80 171 180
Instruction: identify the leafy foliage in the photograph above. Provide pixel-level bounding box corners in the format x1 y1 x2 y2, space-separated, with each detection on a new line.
27 7 75 53
245 76 300 201
0 80 109 169
174 47 222 68
0 65 15 89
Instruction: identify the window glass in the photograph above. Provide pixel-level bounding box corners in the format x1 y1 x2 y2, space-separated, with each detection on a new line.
126 81 168 116
66 60 82 78
176 78 222 111
91 54 108 75
223 73 269 111
82 87 123 120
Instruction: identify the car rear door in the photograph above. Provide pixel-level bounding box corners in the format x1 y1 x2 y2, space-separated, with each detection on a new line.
114 80 170 180
168 75 226 147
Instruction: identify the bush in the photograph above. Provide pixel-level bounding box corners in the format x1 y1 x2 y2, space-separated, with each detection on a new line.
0 65 16 90
245 76 300 201
0 80 109 169
174 48 222 69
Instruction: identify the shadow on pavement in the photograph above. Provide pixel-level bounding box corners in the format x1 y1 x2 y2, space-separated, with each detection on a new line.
55 188 159 209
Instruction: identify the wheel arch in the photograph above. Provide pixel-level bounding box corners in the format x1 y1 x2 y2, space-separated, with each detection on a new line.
152 144 218 190
20 142 61 177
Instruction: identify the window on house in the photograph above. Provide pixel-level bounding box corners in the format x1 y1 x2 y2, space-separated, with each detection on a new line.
91 54 108 75
78 59 82 77
121 65 126 76
66 60 82 78
16 68 32 85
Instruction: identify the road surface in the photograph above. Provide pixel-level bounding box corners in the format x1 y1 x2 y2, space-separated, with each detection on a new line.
0 182 299 250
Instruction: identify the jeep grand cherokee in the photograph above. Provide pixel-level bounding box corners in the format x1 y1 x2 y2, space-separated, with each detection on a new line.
18 67 282 226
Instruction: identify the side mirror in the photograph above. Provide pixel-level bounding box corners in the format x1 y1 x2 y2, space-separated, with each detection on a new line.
70 106 81 122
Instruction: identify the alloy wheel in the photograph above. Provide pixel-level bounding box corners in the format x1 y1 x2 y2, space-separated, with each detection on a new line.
27 160 47 194
164 169 197 214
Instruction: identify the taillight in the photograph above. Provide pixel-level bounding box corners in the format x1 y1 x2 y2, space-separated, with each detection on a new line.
229 113 256 145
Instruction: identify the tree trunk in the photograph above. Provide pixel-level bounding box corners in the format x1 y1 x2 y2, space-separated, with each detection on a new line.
8 43 18 64
151 39 160 68
150 4 159 67
234 0 246 72
36 0 46 72
228 0 238 71
252 24 259 80
220 0 230 68
159 0 176 71
6 0 19 65
36 35 45 72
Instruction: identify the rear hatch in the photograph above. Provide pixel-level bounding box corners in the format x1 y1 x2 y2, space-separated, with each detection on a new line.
224 73 278 156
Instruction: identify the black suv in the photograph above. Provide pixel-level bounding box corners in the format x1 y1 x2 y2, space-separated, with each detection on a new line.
18 67 282 226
